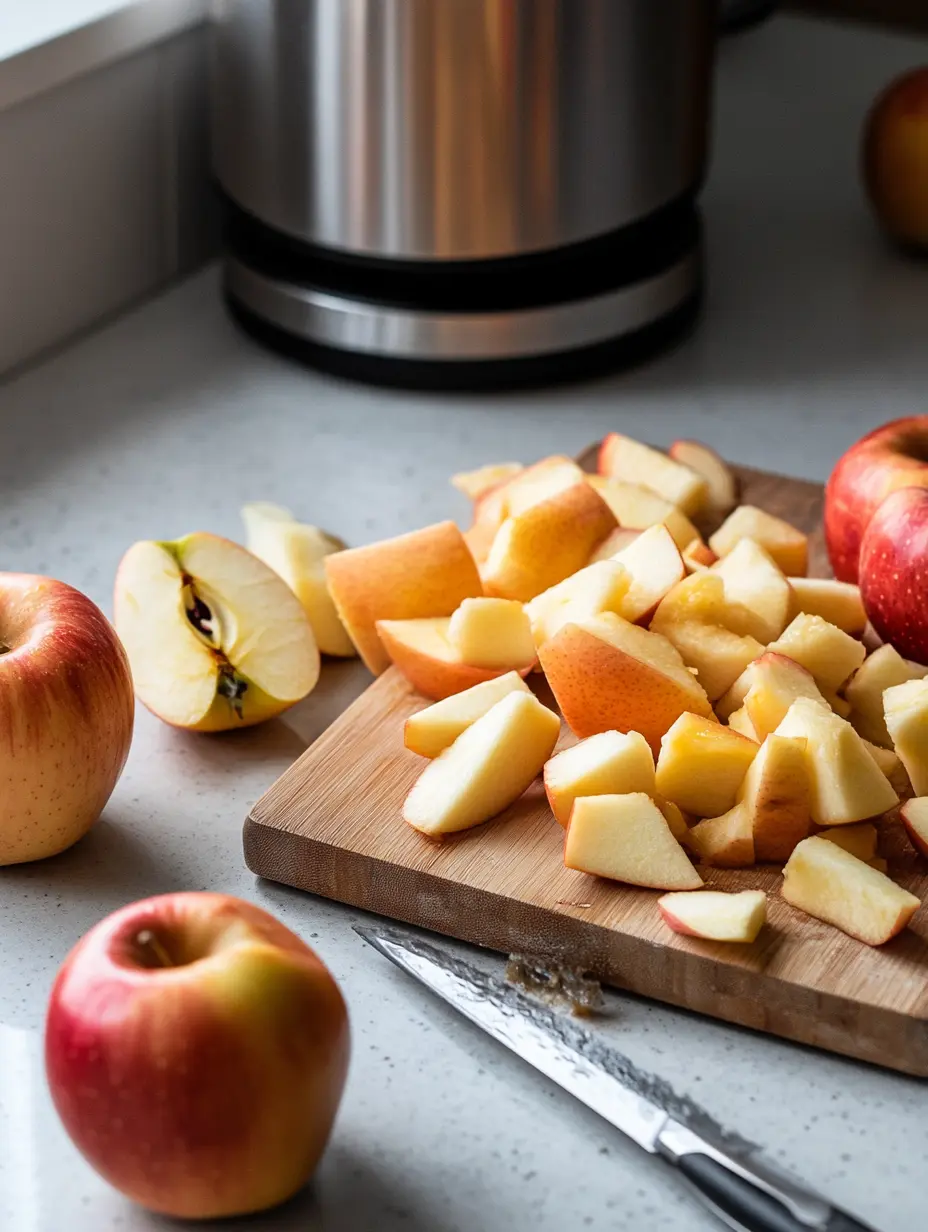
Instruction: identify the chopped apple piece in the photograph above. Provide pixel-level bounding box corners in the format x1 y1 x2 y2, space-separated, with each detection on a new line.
709 506 809 577
564 794 703 889
788 577 867 636
656 712 758 818
737 734 811 861
448 598 535 670
658 890 766 942
767 613 866 694
656 797 690 842
775 699 899 825
610 524 686 623
241 502 356 658
862 739 911 796
588 527 641 563
598 434 709 517
452 462 523 500
846 645 928 747
723 652 829 742
728 707 761 741
525 561 630 650
467 457 583 564
819 823 878 862
650 621 763 702
650 572 761 644
682 540 719 572
404 672 531 758
687 805 755 867
709 539 792 644
900 797 928 858
543 730 654 827
483 482 616 602
378 617 527 701
403 692 560 836
782 836 919 946
822 689 852 720
668 440 738 521
587 477 700 550
325 521 483 674
538 612 713 752
884 679 928 796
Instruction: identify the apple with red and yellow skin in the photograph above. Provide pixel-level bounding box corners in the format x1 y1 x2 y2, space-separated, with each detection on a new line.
824 416 928 583
45 892 350 1220
863 68 928 253
0 574 134 865
859 487 928 664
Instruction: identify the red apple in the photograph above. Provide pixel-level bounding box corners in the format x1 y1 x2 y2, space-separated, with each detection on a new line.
45 892 350 1219
824 416 928 583
863 67 928 252
859 487 928 664
0 574 134 864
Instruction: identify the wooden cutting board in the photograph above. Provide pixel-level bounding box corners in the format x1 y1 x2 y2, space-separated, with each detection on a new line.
244 452 928 1076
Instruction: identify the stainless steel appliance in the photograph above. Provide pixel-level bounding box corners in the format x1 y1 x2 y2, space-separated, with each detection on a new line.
211 1 717 387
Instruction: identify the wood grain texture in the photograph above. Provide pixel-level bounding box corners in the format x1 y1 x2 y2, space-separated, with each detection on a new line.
245 460 928 1076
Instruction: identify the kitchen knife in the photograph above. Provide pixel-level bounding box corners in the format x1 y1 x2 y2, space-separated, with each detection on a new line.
357 926 878 1232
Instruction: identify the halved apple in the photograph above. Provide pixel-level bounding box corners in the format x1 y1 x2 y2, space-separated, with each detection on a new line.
709 538 792 644
819 823 878 862
668 440 738 521
686 804 755 868
655 712 758 818
737 733 811 861
884 678 928 797
404 672 531 759
114 533 319 731
788 577 867 636
587 477 700 550
378 617 528 700
598 434 709 516
650 620 763 702
658 889 766 942
544 730 655 827
767 613 866 694
448 598 536 670
900 797 928 858
525 561 630 650
709 505 808 577
538 612 713 752
325 521 483 674
775 698 899 825
452 462 523 500
782 836 919 946
564 793 703 890
846 645 928 748
610 524 686 623
403 691 560 836
241 502 355 658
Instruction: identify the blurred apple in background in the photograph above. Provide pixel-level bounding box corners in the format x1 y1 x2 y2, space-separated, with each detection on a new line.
864 67 928 252
824 416 928 583
45 892 350 1219
859 486 928 664
0 574 133 865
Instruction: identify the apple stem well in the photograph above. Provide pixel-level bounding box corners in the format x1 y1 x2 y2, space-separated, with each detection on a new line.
132 928 178 969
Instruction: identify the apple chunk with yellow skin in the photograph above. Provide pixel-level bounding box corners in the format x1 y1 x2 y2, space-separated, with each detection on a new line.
544 731 654 827
788 577 867 636
900 797 928 858
782 836 919 946
325 521 482 675
564 794 703 890
598 434 709 517
655 713 758 818
658 890 766 943
649 620 763 702
452 462 523 500
241 502 355 658
404 672 531 759
884 678 928 796
686 804 754 868
448 598 535 670
819 823 878 862
610 524 685 623
525 561 630 650
403 692 560 836
737 734 811 861
538 612 713 753
709 506 809 577
668 440 738 520
767 613 865 695
709 538 792 644
774 699 899 825
377 617 528 701
114 534 319 732
586 477 700 550
845 644 928 747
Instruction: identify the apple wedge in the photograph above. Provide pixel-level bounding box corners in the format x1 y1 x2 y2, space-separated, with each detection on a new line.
686 804 755 867
819 823 878 862
775 698 899 825
884 678 928 796
325 522 482 674
718 652 828 741
649 621 763 702
544 731 655 827
564 794 703 890
900 797 928 858
538 612 713 752
788 577 867 636
709 538 792 644
452 462 523 500
656 712 759 818
378 617 528 701
767 613 866 694
403 691 560 836
737 734 811 861
782 836 919 946
448 598 536 670
610 524 686 623
587 477 700 550
404 672 531 759
598 434 709 517
241 502 356 658
658 890 766 943
668 440 738 521
525 561 630 650
709 505 809 577
845 644 928 747
114 534 320 731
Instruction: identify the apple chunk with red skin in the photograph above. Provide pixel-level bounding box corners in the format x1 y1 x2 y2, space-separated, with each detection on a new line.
658 890 767 943
0 574 134 865
45 892 350 1219
859 487 928 665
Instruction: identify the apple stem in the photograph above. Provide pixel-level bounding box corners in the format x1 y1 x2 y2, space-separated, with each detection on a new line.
135 929 174 969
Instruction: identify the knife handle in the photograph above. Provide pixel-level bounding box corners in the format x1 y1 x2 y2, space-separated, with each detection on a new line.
656 1121 879 1232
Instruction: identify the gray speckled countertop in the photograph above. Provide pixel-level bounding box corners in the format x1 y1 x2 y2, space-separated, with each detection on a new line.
2 14 928 1232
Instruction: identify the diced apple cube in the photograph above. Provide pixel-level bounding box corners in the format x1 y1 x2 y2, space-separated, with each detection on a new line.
378 617 529 701
544 731 655 827
709 506 808 577
656 712 758 818
900 797 928 858
862 739 911 796
846 645 928 748
668 440 738 521
598 435 709 516
650 621 763 702
448 598 535 669
767 613 866 694
726 652 829 743
588 527 641 564
884 678 928 797
737 734 811 861
525 561 630 650
709 539 792 644
564 793 703 889
610 524 686 623
658 889 767 942
686 804 755 867
404 672 531 758
656 797 691 842
682 540 719 572
788 577 867 636
587 477 701 549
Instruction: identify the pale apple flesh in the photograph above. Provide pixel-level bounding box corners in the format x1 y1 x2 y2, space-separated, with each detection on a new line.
652 620 763 702
819 823 878 862
767 613 865 695
900 797 928 858
737 734 811 862
610 524 686 623
658 890 767 943
668 440 738 521
543 730 655 827
709 505 808 577
845 643 928 747
447 598 536 670
525 560 630 650
587 476 700 551
884 677 928 796
378 617 532 701
788 577 867 637
564 793 703 890
709 538 792 644
655 712 758 819
404 672 532 759
598 434 709 517
686 804 755 868
451 462 523 500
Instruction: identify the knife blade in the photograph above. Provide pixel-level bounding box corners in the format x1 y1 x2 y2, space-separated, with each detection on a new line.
357 926 878 1232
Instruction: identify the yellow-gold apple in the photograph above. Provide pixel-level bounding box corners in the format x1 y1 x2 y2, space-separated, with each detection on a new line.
525 561 630 650
241 502 355 658
884 678 928 796
649 620 763 702
586 476 700 550
782 836 919 946
538 612 713 752
403 691 560 836
686 804 754 868
737 734 811 861
564 794 703 890
114 534 319 732
658 890 766 943
543 730 654 827
404 672 531 759
819 823 878 862
598 434 708 516
775 699 899 825
448 598 535 670
710 538 792 644
610 524 685 623
325 521 482 675
788 577 867 636
377 617 529 701
767 613 865 695
709 506 808 577
655 712 758 819
451 462 523 500
845 644 928 747
900 796 928 858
